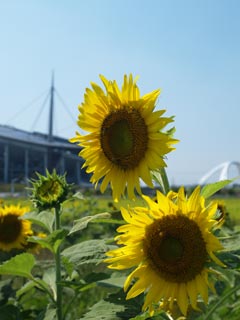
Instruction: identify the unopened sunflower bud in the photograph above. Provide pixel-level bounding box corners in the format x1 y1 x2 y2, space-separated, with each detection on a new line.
30 169 71 211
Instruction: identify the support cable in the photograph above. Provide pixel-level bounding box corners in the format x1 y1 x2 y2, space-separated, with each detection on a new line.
55 89 76 123
5 89 49 125
31 91 51 132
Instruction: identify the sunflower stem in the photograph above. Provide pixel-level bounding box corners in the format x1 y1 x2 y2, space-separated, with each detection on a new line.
54 204 63 320
159 168 170 195
203 283 240 320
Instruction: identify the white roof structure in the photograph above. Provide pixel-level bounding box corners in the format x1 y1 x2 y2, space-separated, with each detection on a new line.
199 161 240 185
0 124 74 148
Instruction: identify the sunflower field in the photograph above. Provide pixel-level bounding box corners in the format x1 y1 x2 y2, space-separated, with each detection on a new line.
0 74 240 320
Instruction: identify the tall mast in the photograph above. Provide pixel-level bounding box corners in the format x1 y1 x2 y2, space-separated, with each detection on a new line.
48 72 54 142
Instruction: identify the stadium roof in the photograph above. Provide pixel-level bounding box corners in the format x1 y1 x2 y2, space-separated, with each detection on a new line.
0 124 78 149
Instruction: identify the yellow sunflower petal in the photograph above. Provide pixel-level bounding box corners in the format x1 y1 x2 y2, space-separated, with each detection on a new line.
177 283 188 316
196 273 208 304
186 279 200 311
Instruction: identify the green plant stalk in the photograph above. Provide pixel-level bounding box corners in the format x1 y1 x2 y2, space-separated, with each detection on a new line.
32 277 55 304
204 283 240 320
55 205 63 320
160 168 170 195
63 292 80 320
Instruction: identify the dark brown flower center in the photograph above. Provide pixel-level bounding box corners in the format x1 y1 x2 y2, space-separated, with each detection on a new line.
0 214 22 243
144 214 208 282
100 108 148 170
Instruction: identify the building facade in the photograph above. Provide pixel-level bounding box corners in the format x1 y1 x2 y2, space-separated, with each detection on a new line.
0 124 90 186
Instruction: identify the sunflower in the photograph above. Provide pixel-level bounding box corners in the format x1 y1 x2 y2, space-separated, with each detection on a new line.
212 200 227 227
30 170 71 211
70 74 177 201
105 186 224 316
0 204 32 252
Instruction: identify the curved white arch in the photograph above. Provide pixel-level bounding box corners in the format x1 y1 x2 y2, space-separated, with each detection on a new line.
199 161 240 185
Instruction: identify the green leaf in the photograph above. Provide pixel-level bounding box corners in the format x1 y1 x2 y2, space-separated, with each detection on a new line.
97 219 126 225
61 272 110 292
27 229 68 253
43 268 56 300
217 251 240 269
200 283 240 320
34 278 54 296
16 278 53 303
95 218 125 225
22 210 54 232
200 179 234 198
61 255 74 278
43 305 57 320
0 253 35 278
84 272 110 284
130 313 168 320
97 276 125 289
62 239 115 267
16 280 36 298
68 212 111 235
81 299 125 320
151 168 170 195
82 289 144 320
220 233 240 252
0 305 21 320
27 235 53 252
48 229 69 253
73 191 85 200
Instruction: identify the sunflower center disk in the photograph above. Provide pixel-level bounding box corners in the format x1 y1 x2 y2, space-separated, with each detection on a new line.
158 236 183 262
100 109 148 170
144 215 208 283
109 120 133 157
0 215 21 243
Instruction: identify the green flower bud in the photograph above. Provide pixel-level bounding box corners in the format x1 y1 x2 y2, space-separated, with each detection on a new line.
30 169 71 211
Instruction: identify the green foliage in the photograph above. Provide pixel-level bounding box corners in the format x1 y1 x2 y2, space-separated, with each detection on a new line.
81 289 144 320
22 210 55 233
200 179 234 198
97 276 126 289
218 198 240 223
27 229 68 253
68 212 111 235
151 168 170 194
0 253 35 279
81 298 125 320
220 232 240 252
42 306 57 320
42 268 57 300
1 182 240 320
62 239 115 269
0 305 22 320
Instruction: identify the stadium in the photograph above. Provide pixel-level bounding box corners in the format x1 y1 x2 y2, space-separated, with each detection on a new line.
0 77 89 189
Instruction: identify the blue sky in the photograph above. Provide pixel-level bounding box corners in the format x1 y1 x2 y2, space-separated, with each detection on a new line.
1 0 240 185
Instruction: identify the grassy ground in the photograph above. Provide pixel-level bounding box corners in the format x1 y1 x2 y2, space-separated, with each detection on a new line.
1 192 239 223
